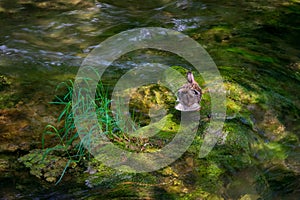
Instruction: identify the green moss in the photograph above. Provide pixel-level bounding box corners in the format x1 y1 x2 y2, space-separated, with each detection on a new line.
18 149 69 183
195 122 255 178
84 159 158 189
177 166 225 199
254 142 288 161
0 75 11 91
191 24 232 45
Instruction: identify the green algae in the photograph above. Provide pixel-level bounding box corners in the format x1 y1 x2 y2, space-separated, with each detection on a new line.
226 47 276 64
81 159 164 199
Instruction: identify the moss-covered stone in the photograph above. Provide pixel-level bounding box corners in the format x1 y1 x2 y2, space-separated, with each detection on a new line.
127 83 176 125
18 149 70 183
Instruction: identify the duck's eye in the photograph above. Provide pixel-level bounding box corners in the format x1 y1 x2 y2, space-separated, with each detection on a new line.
193 90 200 95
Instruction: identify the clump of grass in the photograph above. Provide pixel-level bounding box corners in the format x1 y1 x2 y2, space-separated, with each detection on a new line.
42 76 159 183
42 79 120 183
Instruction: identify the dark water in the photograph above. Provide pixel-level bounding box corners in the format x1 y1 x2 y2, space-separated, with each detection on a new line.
0 0 300 199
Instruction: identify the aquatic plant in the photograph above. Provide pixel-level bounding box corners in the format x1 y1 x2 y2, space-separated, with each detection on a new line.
42 79 120 183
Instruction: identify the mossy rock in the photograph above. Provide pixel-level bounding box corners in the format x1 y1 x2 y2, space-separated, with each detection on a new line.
83 159 158 189
128 84 176 124
18 149 70 183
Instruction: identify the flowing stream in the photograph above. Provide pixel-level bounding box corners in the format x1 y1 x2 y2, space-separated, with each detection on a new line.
0 0 299 199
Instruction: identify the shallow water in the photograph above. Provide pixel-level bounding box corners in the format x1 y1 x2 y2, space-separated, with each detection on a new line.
0 0 300 199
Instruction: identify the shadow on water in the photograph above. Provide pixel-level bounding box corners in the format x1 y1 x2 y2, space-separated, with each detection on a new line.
0 0 300 199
